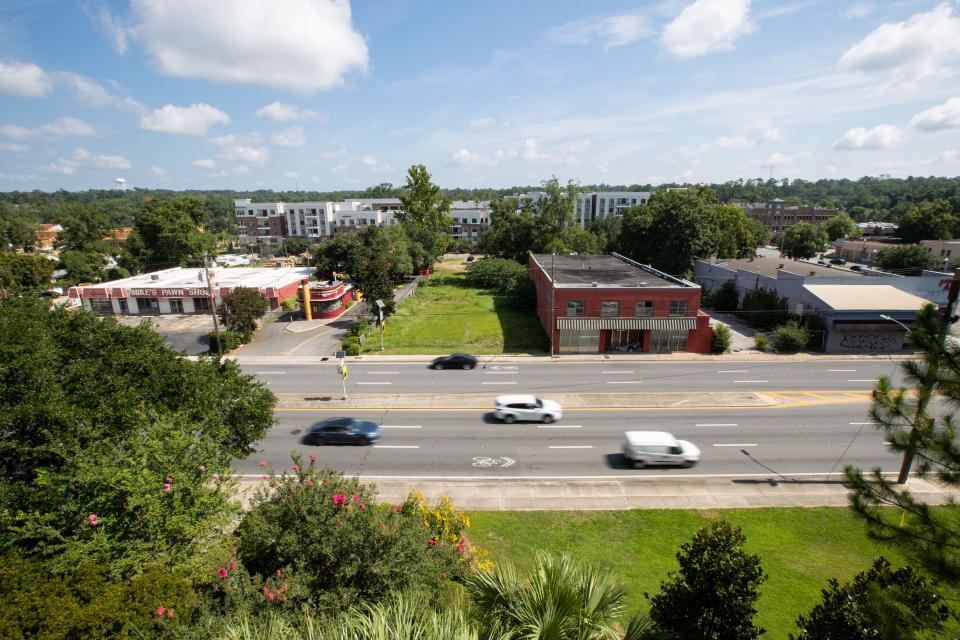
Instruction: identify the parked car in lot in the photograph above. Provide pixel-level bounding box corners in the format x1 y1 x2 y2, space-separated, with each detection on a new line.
431 353 478 369
622 431 700 468
850 265 864 271
305 417 380 445
830 258 847 265
816 259 827 265
494 395 562 423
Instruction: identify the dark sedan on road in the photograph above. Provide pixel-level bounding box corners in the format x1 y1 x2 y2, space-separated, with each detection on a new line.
430 353 478 369
305 417 380 445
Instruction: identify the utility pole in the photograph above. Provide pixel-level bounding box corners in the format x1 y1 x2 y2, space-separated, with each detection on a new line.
204 253 222 357
550 254 556 356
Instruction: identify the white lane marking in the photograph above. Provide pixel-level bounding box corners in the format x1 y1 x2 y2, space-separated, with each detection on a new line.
850 422 877 425
243 471 904 480
713 443 758 447
380 425 422 429
847 379 876 382
548 445 594 449
255 371 288 375
538 424 582 429
602 370 634 374
485 371 518 375
482 381 517 385
828 369 857 372
373 445 420 449
734 380 767 383
718 370 749 373
358 382 392 385
607 380 643 385
367 371 399 375
696 423 738 427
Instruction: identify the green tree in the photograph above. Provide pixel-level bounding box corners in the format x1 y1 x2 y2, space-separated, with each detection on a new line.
781 223 827 260
534 177 579 252
845 304 960 580
714 205 755 258
0 297 275 577
0 206 39 253
647 520 766 640
791 558 950 640
898 200 956 244
823 214 857 241
480 199 537 263
747 218 771 249
132 197 216 270
465 258 528 295
218 287 270 336
58 249 105 285
56 203 112 253
711 324 732 354
618 190 719 275
0 253 54 294
313 232 362 280
397 165 453 235
875 245 939 275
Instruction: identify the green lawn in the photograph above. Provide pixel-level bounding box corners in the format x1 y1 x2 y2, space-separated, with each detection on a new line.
360 260 548 354
468 507 949 637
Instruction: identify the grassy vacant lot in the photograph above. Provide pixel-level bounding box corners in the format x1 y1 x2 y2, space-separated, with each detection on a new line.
361 258 548 354
468 507 950 637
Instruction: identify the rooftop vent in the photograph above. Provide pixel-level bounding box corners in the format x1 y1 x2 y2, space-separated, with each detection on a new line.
150 274 160 281
592 281 598 287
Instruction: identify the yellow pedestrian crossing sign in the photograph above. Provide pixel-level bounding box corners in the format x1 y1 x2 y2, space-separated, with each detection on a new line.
341 364 348 380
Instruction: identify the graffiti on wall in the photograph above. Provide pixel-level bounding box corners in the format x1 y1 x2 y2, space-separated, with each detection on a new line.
839 333 899 351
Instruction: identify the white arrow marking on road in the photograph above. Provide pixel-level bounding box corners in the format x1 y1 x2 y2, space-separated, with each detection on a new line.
695 423 738 427
538 424 582 429
501 457 516 467
380 425 422 429
549 445 594 449
713 443 758 447
373 445 420 449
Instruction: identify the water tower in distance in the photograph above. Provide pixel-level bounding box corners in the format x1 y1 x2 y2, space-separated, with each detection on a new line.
115 177 127 191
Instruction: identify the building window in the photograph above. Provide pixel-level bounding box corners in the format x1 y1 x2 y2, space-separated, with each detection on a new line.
89 298 113 315
194 297 211 312
668 300 688 316
636 300 653 316
137 297 160 314
566 300 585 316
600 301 619 316
169 299 184 313
559 330 600 354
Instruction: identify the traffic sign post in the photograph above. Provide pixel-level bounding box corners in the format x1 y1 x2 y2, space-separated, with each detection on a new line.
336 350 348 400
375 299 385 352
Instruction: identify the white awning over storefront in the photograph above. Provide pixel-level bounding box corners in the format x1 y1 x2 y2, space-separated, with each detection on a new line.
557 316 698 331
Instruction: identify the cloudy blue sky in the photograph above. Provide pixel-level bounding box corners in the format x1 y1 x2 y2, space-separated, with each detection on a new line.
1 0 960 191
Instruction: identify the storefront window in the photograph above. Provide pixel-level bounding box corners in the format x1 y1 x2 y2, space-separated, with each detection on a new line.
89 298 113 315
566 300 585 316
194 297 211 312
136 297 160 314
559 330 600 353
600 301 620 316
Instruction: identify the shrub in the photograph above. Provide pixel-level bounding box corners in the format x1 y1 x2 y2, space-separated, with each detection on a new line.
737 287 789 330
774 320 809 353
209 330 241 353
465 258 527 295
710 281 740 313
754 335 770 352
347 321 370 338
647 520 766 640
711 324 732 354
236 461 476 609
341 338 360 356
281 298 299 314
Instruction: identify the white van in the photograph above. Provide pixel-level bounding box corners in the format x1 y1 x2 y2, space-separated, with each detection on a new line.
623 431 701 468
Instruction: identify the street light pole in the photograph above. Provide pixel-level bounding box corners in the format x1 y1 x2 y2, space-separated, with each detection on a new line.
204 253 223 357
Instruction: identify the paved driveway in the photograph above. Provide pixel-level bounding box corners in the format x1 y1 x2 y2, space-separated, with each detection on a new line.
237 306 363 357
115 314 214 355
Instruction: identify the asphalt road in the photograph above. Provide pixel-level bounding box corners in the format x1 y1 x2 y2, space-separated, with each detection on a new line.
239 359 907 396
239 400 898 479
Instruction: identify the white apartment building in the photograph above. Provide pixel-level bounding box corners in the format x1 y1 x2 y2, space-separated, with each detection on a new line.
449 200 491 246
577 191 651 227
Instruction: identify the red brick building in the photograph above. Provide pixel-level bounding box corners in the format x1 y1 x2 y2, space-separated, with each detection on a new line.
299 280 355 319
738 199 841 234
529 253 712 355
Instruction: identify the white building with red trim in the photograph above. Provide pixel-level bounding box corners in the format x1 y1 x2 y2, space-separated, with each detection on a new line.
68 266 313 316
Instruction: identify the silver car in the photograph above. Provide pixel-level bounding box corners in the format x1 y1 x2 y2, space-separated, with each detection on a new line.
494 394 563 424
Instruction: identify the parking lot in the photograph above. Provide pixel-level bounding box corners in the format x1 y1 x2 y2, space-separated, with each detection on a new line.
114 314 215 355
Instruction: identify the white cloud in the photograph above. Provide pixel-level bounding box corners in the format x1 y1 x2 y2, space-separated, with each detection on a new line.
47 148 131 174
832 124 903 150
0 142 28 152
97 5 129 55
284 171 299 178
270 126 306 148
192 158 216 168
0 117 96 140
934 150 960 163
224 145 269 165
546 12 652 49
522 138 544 160
122 0 368 93
681 121 783 159
843 2 874 19
140 103 230 135
470 117 495 128
910 97 960 132
150 165 168 177
54 71 146 113
208 132 263 146
361 155 378 166
255 101 322 122
319 147 348 159
839 4 960 83
0 61 52 97
662 0 753 58
765 151 810 167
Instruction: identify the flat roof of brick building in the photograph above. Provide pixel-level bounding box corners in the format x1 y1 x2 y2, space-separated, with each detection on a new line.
531 254 690 288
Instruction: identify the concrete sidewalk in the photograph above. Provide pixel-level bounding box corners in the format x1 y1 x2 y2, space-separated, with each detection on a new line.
235 475 958 511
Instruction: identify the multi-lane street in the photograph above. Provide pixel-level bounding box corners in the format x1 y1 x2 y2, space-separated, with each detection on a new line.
236 359 908 479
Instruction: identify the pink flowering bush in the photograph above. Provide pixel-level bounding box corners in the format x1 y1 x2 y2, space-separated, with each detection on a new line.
236 456 466 608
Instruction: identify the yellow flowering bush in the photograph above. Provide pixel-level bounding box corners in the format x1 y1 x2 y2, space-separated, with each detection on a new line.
402 491 494 573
